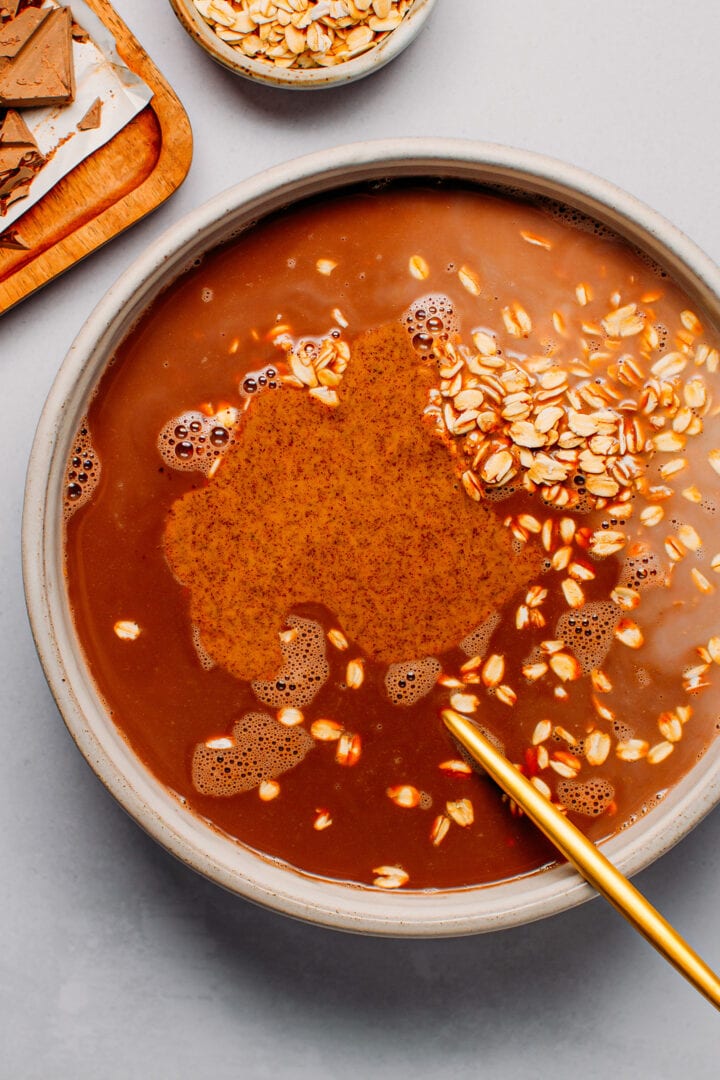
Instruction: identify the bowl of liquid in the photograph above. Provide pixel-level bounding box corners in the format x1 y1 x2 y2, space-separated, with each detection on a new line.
24 139 720 935
168 0 438 89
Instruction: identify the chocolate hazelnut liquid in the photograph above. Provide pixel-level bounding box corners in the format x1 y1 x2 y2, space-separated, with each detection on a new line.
64 185 720 890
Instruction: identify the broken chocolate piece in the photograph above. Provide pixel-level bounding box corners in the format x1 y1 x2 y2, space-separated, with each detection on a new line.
0 108 43 170
0 161 32 194
0 2 23 23
4 177 29 205
0 105 44 213
0 144 28 171
0 4 49 59
0 7 75 108
0 226 28 249
0 106 38 146
77 96 102 131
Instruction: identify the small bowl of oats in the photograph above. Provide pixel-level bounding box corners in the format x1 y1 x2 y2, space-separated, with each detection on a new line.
168 0 437 88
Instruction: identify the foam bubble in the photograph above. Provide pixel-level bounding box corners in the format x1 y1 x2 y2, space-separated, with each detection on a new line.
240 363 281 399
556 777 615 817
192 711 313 796
402 293 460 355
555 601 620 674
157 409 239 475
532 196 617 241
192 625 216 671
653 323 669 350
252 616 329 708
385 657 441 706
614 720 634 741
460 612 501 658
619 549 666 591
481 483 519 503
64 418 101 520
635 667 652 688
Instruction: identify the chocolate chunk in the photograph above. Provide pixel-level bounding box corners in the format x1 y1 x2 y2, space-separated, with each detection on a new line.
4 177 29 204
0 7 75 108
0 106 38 146
0 143 31 171
0 225 28 248
0 105 44 212
77 96 102 131
1 1 44 19
0 2 23 23
0 162 32 195
0 4 49 59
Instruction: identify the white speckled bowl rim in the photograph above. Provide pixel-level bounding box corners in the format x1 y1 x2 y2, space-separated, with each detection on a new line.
23 139 720 936
168 0 437 89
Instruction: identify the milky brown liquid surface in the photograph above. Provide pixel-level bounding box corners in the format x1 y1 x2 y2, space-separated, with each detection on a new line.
64 185 720 890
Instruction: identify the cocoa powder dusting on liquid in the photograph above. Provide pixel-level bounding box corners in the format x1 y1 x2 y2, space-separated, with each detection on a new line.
164 324 543 680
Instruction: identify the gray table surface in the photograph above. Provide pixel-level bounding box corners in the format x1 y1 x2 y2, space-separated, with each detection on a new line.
2 1 719 1076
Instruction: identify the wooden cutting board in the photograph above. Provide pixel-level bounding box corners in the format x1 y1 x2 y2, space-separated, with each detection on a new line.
0 0 193 315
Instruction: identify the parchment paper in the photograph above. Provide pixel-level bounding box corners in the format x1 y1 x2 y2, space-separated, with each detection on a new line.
1 0 153 229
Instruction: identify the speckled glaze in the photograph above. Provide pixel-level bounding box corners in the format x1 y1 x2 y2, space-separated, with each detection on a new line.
23 140 720 936
167 0 437 89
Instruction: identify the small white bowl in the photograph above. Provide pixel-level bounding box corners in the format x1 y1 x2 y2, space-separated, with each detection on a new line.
168 0 437 89
23 139 720 936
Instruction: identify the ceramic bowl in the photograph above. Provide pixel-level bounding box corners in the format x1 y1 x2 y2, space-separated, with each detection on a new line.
168 0 438 89
23 139 720 936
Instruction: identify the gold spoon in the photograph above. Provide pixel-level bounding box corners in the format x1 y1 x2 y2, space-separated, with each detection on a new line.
442 708 720 1010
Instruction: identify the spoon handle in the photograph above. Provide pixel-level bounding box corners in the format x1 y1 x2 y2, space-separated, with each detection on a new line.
442 708 720 1011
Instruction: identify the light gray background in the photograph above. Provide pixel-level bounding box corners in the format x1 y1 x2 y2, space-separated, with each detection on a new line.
1 1 719 1076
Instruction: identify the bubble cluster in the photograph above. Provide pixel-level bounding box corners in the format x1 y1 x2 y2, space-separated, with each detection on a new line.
614 720 634 741
634 247 668 280
635 667 651 688
240 364 280 398
532 195 616 240
403 294 459 359
481 484 518 503
63 419 100 520
555 601 619 674
252 616 329 708
157 410 238 475
192 711 313 796
191 625 215 671
653 323 669 350
619 550 666 592
460 612 501 658
556 777 615 817
384 657 441 706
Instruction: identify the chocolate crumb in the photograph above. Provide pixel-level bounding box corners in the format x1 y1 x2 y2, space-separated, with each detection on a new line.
71 21 90 44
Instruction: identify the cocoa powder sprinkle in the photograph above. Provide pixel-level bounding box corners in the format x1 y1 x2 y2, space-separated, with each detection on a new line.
164 323 542 679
